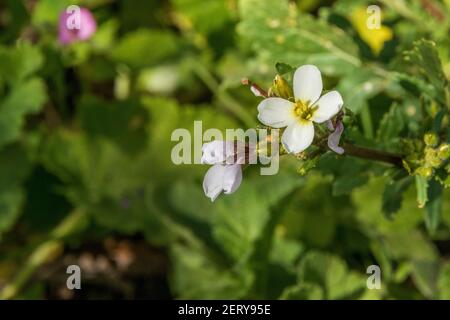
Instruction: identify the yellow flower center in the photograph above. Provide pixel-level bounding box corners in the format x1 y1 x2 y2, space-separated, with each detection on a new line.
293 100 316 122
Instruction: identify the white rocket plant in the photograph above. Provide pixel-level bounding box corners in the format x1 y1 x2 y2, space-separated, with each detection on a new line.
203 64 356 201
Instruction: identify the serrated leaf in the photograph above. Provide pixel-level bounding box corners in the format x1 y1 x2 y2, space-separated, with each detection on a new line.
403 39 448 105
298 251 366 299
238 0 361 76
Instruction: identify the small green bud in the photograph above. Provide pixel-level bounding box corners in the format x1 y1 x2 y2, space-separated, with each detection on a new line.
425 147 442 168
424 132 438 147
273 75 293 99
416 166 433 178
437 144 450 160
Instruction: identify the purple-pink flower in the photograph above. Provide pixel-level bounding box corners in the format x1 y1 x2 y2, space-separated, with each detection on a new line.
327 120 345 155
58 7 97 45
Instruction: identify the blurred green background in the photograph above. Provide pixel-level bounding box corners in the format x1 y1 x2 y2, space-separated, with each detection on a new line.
0 0 450 300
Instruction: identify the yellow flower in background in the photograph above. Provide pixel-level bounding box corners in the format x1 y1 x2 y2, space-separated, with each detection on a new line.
350 7 393 56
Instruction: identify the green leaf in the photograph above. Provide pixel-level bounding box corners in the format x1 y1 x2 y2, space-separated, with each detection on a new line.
78 96 149 154
111 30 179 68
415 176 429 208
403 39 448 105
0 145 31 239
377 103 405 144
32 0 78 25
337 70 386 113
0 187 24 240
438 262 450 299
424 179 443 235
382 176 413 218
170 242 253 299
238 0 361 76
211 171 302 262
173 0 232 34
0 43 44 84
279 282 323 300
0 78 47 148
298 251 366 299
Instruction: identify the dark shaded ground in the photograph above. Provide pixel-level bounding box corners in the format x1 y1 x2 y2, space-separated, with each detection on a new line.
35 237 172 300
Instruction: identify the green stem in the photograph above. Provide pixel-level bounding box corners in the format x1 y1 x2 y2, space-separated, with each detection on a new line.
191 61 255 128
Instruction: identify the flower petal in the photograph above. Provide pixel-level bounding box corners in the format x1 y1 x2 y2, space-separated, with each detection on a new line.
328 121 345 155
311 91 343 123
293 65 323 104
222 164 242 195
281 121 315 154
203 164 227 201
257 98 295 128
201 141 235 165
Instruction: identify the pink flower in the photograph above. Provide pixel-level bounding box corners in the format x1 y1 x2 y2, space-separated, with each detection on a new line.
58 7 97 45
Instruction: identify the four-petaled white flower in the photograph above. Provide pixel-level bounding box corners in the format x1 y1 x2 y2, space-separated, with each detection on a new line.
257 65 344 154
202 141 254 202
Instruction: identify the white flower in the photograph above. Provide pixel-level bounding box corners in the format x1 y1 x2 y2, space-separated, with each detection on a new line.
201 140 253 201
203 163 242 202
257 65 344 154
201 140 245 165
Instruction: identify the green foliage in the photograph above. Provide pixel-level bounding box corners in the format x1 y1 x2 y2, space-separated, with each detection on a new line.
1 0 450 300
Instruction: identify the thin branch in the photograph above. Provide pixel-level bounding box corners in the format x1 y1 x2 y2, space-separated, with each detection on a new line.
343 143 403 167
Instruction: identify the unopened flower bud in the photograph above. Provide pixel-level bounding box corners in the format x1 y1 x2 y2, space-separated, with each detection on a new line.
416 166 433 178
425 147 442 168
437 144 450 160
424 133 438 147
273 75 293 99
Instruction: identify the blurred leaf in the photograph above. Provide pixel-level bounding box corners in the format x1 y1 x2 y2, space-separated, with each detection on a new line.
424 179 443 235
0 145 31 239
78 96 149 154
298 251 366 299
0 78 47 148
173 0 232 34
280 282 323 300
382 176 413 218
0 43 44 84
438 262 450 299
211 171 302 262
376 103 405 145
170 242 253 299
112 29 179 68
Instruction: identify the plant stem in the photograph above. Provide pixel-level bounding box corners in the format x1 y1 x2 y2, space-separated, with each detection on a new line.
190 60 255 128
342 143 403 167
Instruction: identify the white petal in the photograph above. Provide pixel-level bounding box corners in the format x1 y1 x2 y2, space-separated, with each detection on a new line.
201 141 235 164
281 121 314 154
203 164 227 201
293 65 323 104
222 164 242 195
257 98 295 128
311 91 343 123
